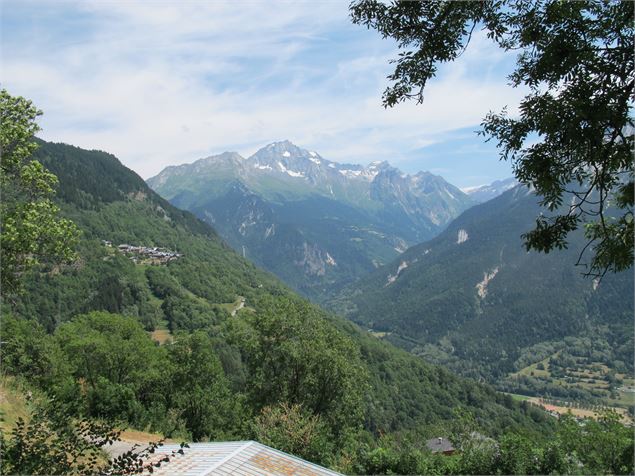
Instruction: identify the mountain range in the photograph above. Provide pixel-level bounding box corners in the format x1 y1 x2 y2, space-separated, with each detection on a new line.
27 138 630 418
462 177 519 203
12 139 551 444
139 139 631 403
328 184 633 398
148 141 474 301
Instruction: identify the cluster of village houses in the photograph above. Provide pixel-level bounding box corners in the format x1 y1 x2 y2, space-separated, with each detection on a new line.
102 241 182 264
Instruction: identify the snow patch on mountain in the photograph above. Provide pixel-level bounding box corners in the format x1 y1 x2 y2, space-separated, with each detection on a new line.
339 169 362 177
203 210 215 224
337 166 380 181
277 161 304 178
238 218 256 236
460 184 484 193
282 151 291 157
457 229 469 244
361 169 379 180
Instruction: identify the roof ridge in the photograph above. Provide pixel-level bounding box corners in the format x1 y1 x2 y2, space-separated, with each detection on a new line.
200 440 255 476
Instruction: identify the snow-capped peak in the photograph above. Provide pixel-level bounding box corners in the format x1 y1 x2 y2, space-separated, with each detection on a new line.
462 177 519 203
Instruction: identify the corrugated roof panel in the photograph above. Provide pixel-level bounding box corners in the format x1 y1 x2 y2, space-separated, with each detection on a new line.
142 441 342 476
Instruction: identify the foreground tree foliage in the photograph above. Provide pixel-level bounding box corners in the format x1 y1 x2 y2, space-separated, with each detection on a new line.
0 89 79 295
167 331 243 441
0 399 119 476
1 305 368 468
352 410 634 475
229 297 368 452
350 0 634 276
0 396 187 476
253 402 334 465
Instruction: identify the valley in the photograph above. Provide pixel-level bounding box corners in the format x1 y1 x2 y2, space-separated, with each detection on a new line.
3 139 560 473
3 1 633 473
147 140 475 302
143 137 634 423
2 137 632 475
328 185 633 415
146 140 632 418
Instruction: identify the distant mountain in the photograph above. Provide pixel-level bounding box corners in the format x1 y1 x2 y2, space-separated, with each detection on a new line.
148 141 474 301
462 177 518 203
329 185 633 400
14 139 550 442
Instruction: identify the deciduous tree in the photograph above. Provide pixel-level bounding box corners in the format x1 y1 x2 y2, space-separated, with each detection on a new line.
0 89 79 295
350 0 633 276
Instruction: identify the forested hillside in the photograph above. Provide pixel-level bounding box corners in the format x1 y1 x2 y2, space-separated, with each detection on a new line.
330 186 634 406
3 140 554 473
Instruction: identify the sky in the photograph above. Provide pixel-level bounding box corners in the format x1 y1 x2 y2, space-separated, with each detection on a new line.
1 0 524 188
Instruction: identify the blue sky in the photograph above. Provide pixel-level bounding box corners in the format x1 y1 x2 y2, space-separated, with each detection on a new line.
1 1 524 188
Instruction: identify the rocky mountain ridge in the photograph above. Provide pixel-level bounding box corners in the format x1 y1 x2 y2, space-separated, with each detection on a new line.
462 177 519 203
148 140 474 301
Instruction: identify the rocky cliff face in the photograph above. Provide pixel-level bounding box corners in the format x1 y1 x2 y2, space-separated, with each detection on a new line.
147 140 474 301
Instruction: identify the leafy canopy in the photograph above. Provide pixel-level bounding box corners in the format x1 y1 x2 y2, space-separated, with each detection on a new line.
350 0 634 276
0 396 187 476
0 89 79 295
229 296 367 447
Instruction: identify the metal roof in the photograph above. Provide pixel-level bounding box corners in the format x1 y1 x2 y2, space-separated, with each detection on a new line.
142 440 342 476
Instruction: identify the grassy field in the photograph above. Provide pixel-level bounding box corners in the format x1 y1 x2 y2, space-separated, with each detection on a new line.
511 351 560 379
0 376 31 432
503 392 531 402
368 330 392 338
119 428 175 444
511 352 633 402
218 296 245 315
527 397 633 424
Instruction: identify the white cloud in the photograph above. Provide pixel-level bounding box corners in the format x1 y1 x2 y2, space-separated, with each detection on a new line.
2 2 523 181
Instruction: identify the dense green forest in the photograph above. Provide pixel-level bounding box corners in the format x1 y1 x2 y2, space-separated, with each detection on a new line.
1 139 585 474
329 186 634 408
